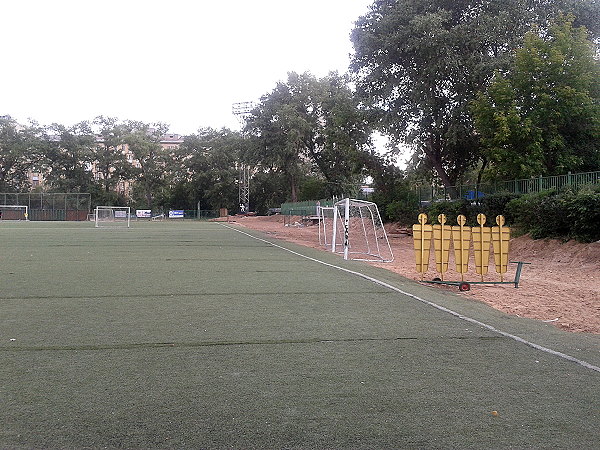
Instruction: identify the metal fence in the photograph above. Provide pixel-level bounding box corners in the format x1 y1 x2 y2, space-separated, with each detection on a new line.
0 192 220 221
281 198 337 217
0 192 91 221
416 171 600 203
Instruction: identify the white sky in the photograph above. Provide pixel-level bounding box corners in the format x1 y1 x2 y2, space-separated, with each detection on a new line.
1 0 374 135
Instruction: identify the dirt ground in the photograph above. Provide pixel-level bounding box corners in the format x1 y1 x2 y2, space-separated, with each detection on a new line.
232 215 600 335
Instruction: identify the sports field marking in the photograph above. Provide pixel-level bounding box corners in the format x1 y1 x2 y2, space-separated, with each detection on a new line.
224 224 600 374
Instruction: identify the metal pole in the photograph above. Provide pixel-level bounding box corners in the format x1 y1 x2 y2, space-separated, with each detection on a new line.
512 261 531 288
332 204 339 253
343 198 350 260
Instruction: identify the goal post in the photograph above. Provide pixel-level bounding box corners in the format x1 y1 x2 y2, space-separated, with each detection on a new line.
330 198 393 262
94 206 131 228
0 205 29 221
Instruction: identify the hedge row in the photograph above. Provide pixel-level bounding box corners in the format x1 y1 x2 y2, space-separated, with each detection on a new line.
385 185 600 243
424 192 520 228
505 186 600 242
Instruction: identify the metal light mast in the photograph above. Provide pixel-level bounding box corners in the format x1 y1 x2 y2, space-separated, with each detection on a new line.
232 102 254 213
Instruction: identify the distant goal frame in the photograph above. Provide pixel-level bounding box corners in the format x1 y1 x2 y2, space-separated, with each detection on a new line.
0 205 29 221
94 206 131 228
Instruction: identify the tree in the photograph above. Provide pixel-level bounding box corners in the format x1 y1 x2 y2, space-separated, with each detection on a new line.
0 117 46 192
123 121 172 209
42 122 96 192
248 169 289 215
350 0 600 190
302 73 373 195
91 116 135 196
178 128 243 212
472 17 600 179
244 72 373 202
365 152 418 224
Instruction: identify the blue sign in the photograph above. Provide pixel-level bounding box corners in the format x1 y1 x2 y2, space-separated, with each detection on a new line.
169 210 184 218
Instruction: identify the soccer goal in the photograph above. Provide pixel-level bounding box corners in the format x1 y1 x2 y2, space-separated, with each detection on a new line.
330 198 393 262
94 206 131 228
0 205 29 221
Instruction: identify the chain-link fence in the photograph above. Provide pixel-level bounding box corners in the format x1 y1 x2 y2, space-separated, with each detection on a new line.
0 193 91 221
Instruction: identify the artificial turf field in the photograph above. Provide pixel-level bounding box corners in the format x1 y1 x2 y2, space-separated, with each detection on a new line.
1 220 599 449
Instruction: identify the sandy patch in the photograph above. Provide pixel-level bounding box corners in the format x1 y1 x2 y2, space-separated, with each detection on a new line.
234 215 600 334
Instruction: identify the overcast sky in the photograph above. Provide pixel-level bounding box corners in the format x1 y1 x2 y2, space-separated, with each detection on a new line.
1 0 374 135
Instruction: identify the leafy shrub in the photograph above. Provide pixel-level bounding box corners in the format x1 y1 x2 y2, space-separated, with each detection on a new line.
385 196 420 225
371 172 420 224
506 190 563 238
506 186 600 242
426 199 476 226
477 192 521 224
387 179 599 242
567 188 600 242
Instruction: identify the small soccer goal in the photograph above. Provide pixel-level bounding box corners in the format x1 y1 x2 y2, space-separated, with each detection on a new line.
318 206 335 247
329 198 393 262
94 206 131 228
0 205 29 221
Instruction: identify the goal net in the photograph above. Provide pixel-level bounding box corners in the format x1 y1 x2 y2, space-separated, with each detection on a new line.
318 206 335 247
95 206 131 228
329 198 393 262
0 205 29 221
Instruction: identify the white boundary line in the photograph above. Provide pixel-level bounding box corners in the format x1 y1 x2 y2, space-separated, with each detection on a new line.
223 224 600 374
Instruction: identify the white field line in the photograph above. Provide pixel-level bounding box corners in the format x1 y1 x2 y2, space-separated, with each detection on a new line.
223 224 600 374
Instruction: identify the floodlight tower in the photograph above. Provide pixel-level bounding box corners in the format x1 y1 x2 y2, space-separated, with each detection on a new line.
232 102 254 213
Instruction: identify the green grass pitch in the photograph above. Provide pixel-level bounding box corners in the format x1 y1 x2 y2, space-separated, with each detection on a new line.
1 220 599 448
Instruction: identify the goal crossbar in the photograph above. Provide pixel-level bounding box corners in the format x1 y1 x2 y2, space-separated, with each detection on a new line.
330 198 393 262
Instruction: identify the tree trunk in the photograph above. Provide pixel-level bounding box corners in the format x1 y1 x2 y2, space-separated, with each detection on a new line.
477 157 487 187
423 139 458 199
289 172 298 203
145 187 153 209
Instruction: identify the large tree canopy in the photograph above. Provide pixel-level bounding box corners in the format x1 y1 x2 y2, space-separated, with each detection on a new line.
177 128 243 212
350 0 600 188
91 116 135 195
244 71 373 202
472 16 600 179
123 121 171 209
42 122 96 192
0 117 47 192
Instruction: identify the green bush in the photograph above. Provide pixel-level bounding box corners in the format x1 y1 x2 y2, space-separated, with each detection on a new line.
567 188 600 242
506 186 600 242
478 192 521 224
385 196 420 225
426 199 476 226
370 172 420 224
384 179 598 242
506 190 565 239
